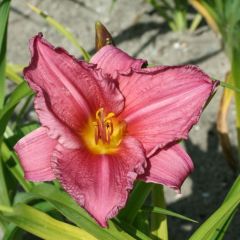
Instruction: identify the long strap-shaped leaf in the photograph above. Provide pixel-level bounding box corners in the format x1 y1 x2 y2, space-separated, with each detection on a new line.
0 2 12 211
150 185 168 240
0 0 11 109
28 4 90 61
189 0 219 33
30 183 135 240
1 141 32 192
1 203 97 240
118 182 154 223
0 81 32 143
141 206 197 223
217 72 236 170
14 185 151 240
205 175 240 240
189 175 240 240
6 63 23 84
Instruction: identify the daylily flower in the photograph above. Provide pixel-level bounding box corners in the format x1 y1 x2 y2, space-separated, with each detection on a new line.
14 33 217 227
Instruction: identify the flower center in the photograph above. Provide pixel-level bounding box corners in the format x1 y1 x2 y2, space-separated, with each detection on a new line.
93 108 115 144
81 108 125 154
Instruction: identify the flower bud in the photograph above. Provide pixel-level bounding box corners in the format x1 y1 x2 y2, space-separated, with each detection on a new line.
95 21 114 51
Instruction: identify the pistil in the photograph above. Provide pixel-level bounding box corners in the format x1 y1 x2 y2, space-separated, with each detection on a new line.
93 108 115 144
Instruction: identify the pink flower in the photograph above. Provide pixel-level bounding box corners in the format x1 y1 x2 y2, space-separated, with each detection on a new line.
14 33 217 227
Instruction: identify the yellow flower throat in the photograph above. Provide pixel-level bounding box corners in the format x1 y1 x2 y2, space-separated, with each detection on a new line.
82 108 125 154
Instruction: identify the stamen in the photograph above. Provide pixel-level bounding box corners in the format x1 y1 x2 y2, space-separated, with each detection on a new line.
94 123 99 144
93 108 115 144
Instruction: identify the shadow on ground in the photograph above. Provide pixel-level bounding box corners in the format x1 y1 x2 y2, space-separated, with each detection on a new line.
168 123 240 240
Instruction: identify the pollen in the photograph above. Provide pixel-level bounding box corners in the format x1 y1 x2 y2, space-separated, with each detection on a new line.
81 108 125 154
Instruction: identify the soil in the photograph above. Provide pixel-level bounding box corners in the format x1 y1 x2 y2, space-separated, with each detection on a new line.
3 0 239 239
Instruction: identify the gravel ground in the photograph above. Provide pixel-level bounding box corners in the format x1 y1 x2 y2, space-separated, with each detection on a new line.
2 0 239 239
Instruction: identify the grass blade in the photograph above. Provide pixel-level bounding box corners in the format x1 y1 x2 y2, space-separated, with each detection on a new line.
0 0 11 109
1 141 33 192
0 81 32 143
118 182 154 223
0 157 10 206
113 218 152 240
30 183 135 240
189 176 240 240
220 80 240 92
1 203 97 240
205 175 240 239
28 4 90 61
142 206 197 223
6 63 23 84
150 185 168 240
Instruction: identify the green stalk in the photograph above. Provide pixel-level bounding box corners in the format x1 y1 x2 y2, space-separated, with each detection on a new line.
28 4 90 61
0 0 11 109
151 185 168 240
0 156 10 206
231 49 240 170
118 182 154 223
189 14 202 32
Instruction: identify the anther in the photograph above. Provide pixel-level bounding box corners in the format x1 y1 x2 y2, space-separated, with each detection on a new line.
93 108 115 144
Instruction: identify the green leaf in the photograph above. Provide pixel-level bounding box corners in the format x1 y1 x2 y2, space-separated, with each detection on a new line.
2 223 24 240
189 175 240 240
1 141 33 192
28 4 90 61
0 214 7 231
1 203 97 240
7 63 23 73
220 80 240 92
18 122 39 136
13 192 37 205
150 185 168 240
33 201 56 212
6 63 23 84
201 175 240 240
118 181 154 223
142 206 197 223
0 81 32 142
0 0 11 109
208 210 236 240
0 0 10 47
113 219 152 240
224 175 240 201
189 14 202 32
0 204 13 213
0 156 10 207
30 183 135 240
12 95 34 129
13 191 140 240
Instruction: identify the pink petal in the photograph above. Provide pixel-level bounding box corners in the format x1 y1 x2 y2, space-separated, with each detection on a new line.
90 45 147 77
32 87 81 149
119 65 216 154
24 34 124 147
52 136 146 227
139 144 194 190
14 127 57 181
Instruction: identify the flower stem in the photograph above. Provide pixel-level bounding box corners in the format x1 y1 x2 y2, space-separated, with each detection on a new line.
151 185 168 240
118 182 154 223
231 49 240 171
0 156 10 206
